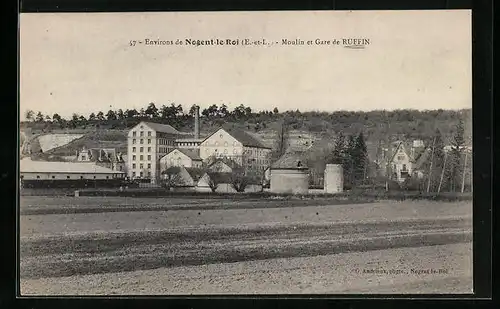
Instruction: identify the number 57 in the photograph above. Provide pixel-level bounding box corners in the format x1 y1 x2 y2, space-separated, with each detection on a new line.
129 40 137 46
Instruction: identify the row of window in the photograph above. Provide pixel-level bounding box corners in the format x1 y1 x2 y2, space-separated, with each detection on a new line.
26 175 113 179
169 158 183 165
244 148 269 156
205 148 238 155
132 147 151 153
132 163 152 169
208 141 237 147
132 155 152 161
159 147 171 154
203 148 270 160
130 146 173 154
177 142 199 147
132 139 152 145
159 139 173 145
132 130 152 137
132 171 151 177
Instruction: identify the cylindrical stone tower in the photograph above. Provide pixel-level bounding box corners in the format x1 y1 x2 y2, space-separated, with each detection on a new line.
324 164 343 193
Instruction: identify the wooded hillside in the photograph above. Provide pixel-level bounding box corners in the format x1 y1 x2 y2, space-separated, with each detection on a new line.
21 103 472 147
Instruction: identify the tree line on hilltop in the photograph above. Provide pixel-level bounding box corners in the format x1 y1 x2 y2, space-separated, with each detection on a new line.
23 102 472 144
23 103 277 129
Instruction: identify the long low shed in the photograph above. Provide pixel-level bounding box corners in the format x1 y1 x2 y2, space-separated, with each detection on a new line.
20 159 125 188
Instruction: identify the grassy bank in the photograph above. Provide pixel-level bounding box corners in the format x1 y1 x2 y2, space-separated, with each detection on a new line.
20 186 472 202
73 188 472 202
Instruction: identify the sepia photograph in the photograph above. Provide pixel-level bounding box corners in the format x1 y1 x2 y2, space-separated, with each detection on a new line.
19 10 473 295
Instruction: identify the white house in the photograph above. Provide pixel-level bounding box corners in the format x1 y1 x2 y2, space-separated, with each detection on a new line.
160 148 203 171
387 141 430 182
199 127 272 177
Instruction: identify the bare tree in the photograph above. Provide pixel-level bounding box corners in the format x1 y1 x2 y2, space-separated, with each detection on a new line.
161 166 183 190
206 172 221 193
230 170 249 193
204 163 223 193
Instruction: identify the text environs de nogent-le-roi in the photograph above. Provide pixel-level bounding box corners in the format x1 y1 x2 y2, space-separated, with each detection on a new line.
137 38 371 47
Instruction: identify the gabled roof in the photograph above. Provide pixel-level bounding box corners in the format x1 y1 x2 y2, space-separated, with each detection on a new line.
388 141 412 163
387 140 430 165
164 148 202 161
140 121 181 135
178 148 202 160
271 151 308 169
184 167 206 182
203 126 271 149
208 157 242 171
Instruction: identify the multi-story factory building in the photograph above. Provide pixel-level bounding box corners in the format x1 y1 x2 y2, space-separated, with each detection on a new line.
127 105 272 183
127 121 181 182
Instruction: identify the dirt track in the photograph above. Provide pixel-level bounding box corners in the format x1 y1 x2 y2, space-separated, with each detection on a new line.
19 197 473 295
21 243 472 295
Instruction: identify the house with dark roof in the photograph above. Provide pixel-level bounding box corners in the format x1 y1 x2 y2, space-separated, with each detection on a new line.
385 140 430 182
165 166 206 191
199 126 272 177
76 146 126 173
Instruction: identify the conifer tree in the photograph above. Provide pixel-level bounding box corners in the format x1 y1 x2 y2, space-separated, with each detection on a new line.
328 132 345 164
343 135 357 188
353 132 368 185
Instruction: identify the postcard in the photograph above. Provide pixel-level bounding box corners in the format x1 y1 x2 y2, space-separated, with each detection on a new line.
19 10 472 295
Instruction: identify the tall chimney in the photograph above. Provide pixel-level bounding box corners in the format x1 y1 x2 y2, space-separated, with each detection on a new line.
194 105 200 139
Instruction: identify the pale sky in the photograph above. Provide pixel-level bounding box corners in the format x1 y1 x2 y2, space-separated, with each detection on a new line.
20 10 471 119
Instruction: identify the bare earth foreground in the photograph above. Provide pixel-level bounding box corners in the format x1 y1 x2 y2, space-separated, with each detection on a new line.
19 197 473 295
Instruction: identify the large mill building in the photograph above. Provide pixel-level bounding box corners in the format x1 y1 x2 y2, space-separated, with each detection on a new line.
127 106 272 183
